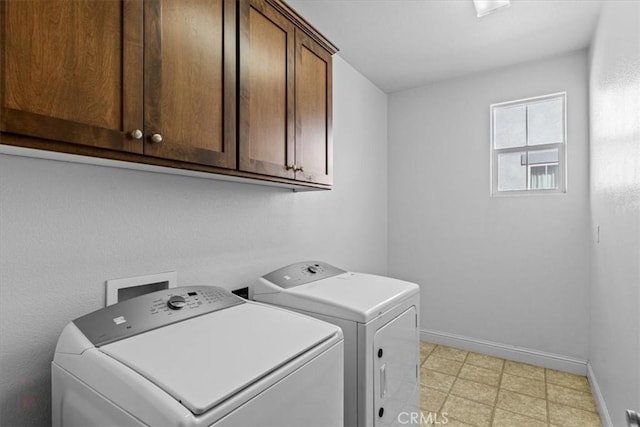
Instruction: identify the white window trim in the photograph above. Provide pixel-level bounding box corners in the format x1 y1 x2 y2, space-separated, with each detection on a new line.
489 92 568 197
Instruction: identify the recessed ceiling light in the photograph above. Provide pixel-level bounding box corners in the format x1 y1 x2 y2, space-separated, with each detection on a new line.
473 0 511 17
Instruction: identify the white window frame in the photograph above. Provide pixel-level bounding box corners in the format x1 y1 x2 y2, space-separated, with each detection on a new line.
490 92 567 196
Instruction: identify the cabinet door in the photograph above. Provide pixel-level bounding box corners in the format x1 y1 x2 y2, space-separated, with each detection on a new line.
143 0 235 168
294 30 333 185
239 0 295 179
0 0 143 153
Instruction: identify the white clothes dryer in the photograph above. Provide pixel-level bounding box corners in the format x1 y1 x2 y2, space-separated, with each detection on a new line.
52 285 344 427
253 262 420 427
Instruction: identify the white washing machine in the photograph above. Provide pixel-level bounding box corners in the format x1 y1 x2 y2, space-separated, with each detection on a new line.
52 285 344 427
253 262 420 427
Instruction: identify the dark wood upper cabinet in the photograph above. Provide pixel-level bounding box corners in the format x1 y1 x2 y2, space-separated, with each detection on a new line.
239 0 337 185
143 0 236 168
239 0 296 179
1 0 235 168
295 29 333 185
0 0 144 154
1 0 336 189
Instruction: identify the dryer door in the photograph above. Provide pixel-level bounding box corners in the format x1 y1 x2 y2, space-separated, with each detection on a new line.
373 306 419 426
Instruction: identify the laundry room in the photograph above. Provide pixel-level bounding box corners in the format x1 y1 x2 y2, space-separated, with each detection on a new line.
0 0 638 426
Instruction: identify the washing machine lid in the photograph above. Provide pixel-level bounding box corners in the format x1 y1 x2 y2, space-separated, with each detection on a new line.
263 272 419 323
100 302 339 416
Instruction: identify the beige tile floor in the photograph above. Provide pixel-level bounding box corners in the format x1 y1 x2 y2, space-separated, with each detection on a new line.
420 342 602 427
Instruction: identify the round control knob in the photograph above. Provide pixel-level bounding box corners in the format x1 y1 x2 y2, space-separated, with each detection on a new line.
307 265 319 274
167 295 186 310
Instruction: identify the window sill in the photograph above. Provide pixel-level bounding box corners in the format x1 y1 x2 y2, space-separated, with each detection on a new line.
490 189 567 197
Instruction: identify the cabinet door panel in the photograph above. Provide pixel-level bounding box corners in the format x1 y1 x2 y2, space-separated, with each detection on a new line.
239 0 295 179
144 0 235 168
295 30 332 185
1 0 143 153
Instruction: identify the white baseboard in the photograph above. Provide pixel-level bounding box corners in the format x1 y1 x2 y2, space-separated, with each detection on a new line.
587 362 613 427
421 328 587 376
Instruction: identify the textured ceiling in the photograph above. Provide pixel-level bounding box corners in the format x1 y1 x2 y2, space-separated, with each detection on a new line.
288 0 603 93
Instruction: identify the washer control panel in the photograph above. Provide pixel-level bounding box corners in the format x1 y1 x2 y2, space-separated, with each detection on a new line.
262 261 346 289
73 286 244 347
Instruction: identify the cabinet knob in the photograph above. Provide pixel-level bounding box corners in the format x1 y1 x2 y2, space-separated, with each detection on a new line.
294 166 304 172
286 165 295 171
130 129 143 140
150 133 163 144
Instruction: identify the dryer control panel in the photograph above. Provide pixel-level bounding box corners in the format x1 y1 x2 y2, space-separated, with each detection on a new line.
262 261 346 289
73 286 244 347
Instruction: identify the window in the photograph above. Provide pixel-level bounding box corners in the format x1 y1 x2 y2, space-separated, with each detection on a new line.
490 92 566 195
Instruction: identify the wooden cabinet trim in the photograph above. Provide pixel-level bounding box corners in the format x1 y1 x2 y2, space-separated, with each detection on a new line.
123 0 144 149
1 134 330 191
0 1 6 131
143 0 162 143
265 0 338 55
1 109 131 152
223 0 238 168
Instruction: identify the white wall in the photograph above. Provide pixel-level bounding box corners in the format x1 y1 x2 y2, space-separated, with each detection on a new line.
588 1 640 425
388 51 591 361
0 56 388 427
